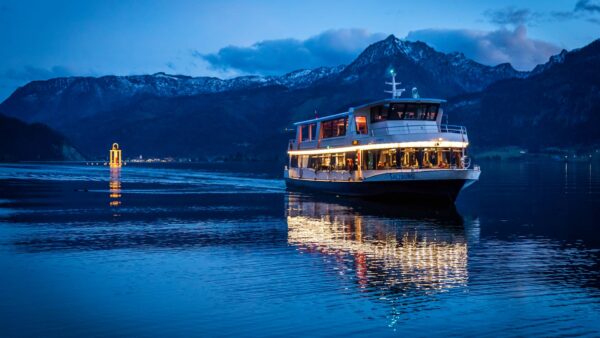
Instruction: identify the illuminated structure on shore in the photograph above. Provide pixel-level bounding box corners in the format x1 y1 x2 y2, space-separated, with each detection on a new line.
109 143 122 168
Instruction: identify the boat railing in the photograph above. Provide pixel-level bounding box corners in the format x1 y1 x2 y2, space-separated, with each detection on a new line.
288 167 356 181
371 124 467 135
288 165 476 181
440 124 468 134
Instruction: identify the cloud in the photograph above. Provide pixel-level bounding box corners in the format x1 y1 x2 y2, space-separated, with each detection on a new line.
406 25 561 71
552 0 600 24
576 0 600 13
4 65 72 81
165 62 176 71
200 29 386 75
484 7 537 26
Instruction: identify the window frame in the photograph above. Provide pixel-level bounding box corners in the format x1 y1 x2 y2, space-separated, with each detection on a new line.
321 117 348 139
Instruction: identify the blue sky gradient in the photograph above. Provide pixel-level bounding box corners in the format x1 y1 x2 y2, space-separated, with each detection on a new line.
0 0 598 100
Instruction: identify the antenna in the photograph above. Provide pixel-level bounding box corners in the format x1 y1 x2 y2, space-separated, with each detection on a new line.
384 69 405 98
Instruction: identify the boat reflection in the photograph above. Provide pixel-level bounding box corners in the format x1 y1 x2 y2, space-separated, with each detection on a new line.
286 193 475 297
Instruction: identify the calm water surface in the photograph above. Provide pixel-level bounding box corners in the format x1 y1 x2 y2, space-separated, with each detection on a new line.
0 160 599 337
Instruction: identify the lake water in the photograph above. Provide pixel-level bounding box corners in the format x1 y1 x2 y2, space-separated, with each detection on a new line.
0 160 599 337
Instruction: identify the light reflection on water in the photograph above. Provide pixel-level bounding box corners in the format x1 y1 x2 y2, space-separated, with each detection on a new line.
109 168 122 210
284 192 600 334
0 161 599 336
286 194 470 294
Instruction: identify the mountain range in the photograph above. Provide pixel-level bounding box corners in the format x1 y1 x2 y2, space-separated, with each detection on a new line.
0 34 598 161
448 40 600 149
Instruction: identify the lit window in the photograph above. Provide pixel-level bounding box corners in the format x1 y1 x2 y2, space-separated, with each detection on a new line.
355 116 368 134
300 124 316 141
321 118 348 138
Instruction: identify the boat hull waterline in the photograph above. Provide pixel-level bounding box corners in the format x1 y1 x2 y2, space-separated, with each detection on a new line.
285 169 480 202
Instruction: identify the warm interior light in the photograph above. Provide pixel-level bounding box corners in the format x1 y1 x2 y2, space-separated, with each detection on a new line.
288 141 468 155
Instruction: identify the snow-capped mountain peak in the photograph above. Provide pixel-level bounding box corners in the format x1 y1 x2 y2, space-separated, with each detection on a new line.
530 49 568 75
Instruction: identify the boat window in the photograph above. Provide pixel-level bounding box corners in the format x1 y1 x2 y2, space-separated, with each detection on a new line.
309 154 332 170
366 150 377 170
321 118 347 138
370 103 440 122
417 105 428 120
299 155 309 168
425 105 439 121
332 153 345 170
345 152 357 170
300 124 316 141
358 147 463 170
290 155 298 168
307 153 358 171
370 105 388 122
308 155 319 170
452 149 463 168
355 116 368 134
404 104 418 120
389 103 405 120
377 149 397 169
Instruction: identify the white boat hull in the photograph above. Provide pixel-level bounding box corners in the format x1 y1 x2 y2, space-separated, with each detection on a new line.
284 168 480 202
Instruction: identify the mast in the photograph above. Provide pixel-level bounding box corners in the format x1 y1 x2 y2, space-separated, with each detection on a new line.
384 69 405 98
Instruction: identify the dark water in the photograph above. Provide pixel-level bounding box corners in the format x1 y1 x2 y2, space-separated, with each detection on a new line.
0 160 599 337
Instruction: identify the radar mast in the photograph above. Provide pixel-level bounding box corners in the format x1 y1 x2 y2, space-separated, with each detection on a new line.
385 69 405 98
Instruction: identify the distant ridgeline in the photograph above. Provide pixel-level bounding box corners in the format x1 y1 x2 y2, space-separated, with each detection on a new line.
0 114 84 162
1 35 599 161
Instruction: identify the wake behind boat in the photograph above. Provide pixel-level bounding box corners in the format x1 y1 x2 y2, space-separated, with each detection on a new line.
284 71 481 202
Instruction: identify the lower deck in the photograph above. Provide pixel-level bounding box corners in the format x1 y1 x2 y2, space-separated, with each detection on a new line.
286 166 480 182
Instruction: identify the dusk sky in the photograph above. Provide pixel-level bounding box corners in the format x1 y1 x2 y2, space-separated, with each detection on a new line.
1 0 599 100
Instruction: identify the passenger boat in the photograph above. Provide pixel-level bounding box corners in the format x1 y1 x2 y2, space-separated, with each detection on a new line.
284 72 481 202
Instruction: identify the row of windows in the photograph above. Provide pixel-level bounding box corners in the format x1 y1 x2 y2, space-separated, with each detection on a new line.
321 118 348 139
300 116 368 142
298 103 438 141
290 148 464 171
364 148 462 170
300 124 316 141
371 103 439 122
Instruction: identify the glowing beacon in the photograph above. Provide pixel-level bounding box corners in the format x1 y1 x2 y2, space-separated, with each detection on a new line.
109 143 122 168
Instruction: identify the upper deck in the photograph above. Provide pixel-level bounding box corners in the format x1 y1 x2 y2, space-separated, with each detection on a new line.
293 98 446 126
288 97 468 155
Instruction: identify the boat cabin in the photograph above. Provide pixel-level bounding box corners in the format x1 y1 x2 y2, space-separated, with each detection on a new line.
288 98 470 173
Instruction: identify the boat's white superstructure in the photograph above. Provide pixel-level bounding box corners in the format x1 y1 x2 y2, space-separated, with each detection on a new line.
284 72 481 202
